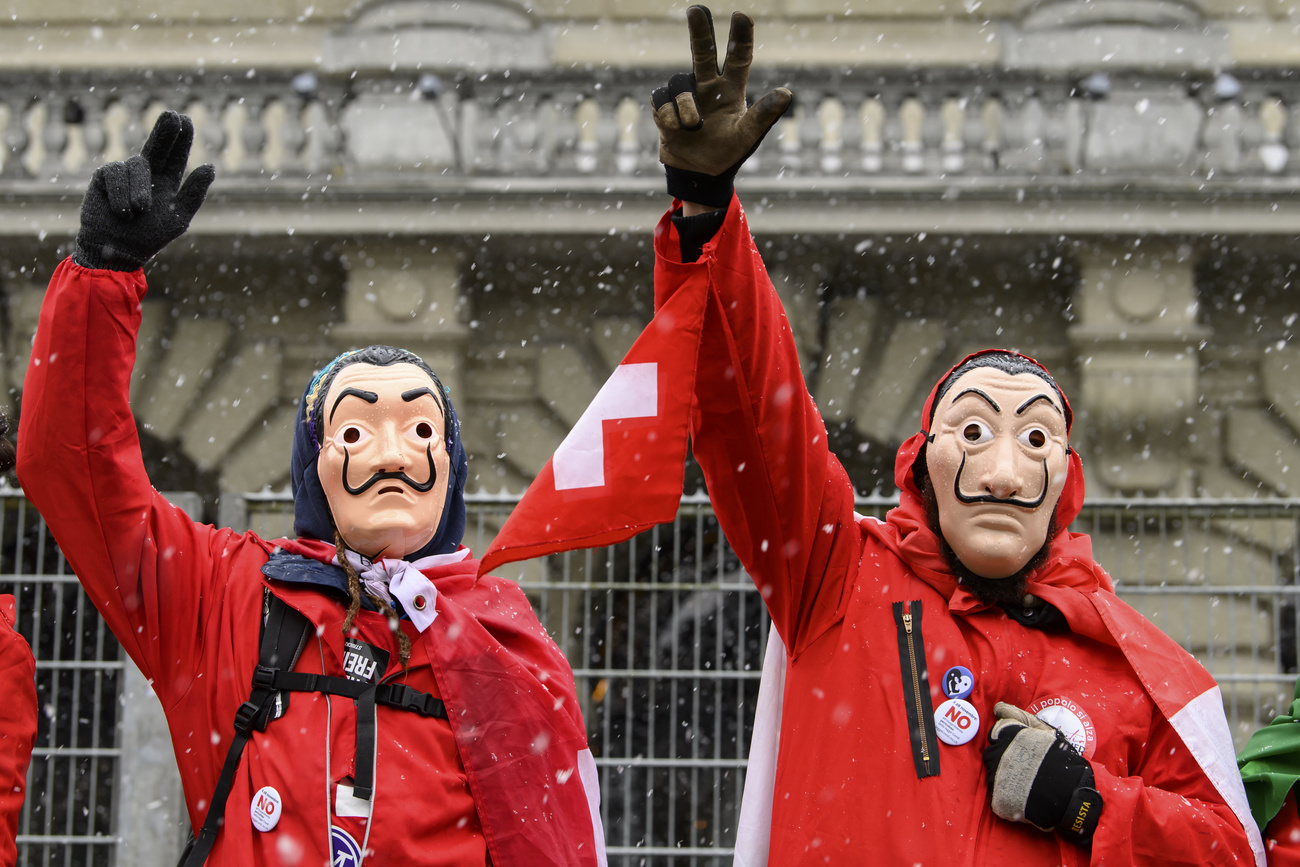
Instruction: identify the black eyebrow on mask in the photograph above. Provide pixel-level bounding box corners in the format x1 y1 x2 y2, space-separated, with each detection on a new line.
402 387 438 404
1016 394 1063 416
952 388 1000 413
330 387 379 423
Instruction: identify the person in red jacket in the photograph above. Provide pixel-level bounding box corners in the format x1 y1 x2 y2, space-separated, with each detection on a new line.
0 415 37 867
17 111 605 866
650 7 1265 865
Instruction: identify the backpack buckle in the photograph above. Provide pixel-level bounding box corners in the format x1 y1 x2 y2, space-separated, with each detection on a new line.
233 700 263 736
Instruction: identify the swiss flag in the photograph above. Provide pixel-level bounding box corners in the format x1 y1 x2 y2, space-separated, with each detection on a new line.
477 274 709 577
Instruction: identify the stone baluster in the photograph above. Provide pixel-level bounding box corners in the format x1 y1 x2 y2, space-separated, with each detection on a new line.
20 99 47 177
859 95 885 173
495 96 524 173
300 98 338 175
775 102 803 171
0 97 28 178
979 97 1004 171
614 95 640 175
277 96 308 175
59 98 89 175
818 95 845 174
547 93 580 174
920 93 946 174
879 91 905 173
574 96 600 174
1200 97 1243 177
898 96 925 173
530 95 559 174
940 96 965 173
39 96 69 178
1257 96 1289 174
239 95 268 175
508 94 544 174
196 95 228 171
259 98 289 174
79 94 107 169
1285 95 1300 177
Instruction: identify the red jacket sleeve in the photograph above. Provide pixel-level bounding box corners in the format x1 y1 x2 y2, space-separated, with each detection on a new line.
16 258 238 709
1089 706 1255 865
0 596 35 867
653 199 860 656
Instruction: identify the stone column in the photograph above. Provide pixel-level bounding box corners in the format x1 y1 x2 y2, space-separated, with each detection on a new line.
1067 240 1208 495
333 245 469 401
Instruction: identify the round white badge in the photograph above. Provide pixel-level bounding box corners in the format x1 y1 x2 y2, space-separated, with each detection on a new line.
250 785 282 832
934 698 981 746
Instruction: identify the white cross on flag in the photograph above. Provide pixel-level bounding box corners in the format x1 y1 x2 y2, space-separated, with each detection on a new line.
477 275 709 577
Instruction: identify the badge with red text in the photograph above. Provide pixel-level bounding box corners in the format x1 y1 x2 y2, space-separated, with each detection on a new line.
934 698 980 746
250 785 282 832
1028 696 1097 759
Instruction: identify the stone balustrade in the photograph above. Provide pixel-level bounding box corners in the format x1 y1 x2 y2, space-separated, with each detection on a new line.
3 68 1300 189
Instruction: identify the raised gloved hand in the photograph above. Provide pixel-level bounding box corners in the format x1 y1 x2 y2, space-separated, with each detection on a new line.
983 702 1103 845
651 5 792 208
74 110 216 272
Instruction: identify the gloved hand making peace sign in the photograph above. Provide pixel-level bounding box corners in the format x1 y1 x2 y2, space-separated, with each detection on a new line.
651 6 792 209
74 110 215 272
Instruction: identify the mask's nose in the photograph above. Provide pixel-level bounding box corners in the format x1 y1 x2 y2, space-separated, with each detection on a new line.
973 436 1027 501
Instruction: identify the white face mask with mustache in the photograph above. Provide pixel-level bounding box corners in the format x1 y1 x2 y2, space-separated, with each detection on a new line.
925 368 1071 580
318 362 453 560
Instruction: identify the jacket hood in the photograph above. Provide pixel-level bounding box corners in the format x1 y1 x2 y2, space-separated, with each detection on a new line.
289 352 469 559
867 349 1106 603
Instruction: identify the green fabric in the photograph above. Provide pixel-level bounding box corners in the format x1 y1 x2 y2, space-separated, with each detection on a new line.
1239 677 1300 830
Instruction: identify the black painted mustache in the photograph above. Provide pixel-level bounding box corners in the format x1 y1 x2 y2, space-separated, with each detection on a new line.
952 453 1049 509
341 445 437 495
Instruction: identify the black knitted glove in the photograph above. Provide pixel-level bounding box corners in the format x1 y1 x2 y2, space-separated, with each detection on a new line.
74 111 215 272
651 6 791 208
983 702 1103 845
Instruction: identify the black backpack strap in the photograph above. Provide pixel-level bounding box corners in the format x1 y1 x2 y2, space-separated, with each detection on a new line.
181 592 312 867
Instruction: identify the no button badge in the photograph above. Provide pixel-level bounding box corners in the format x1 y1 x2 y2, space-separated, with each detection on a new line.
250 786 282 832
934 698 980 746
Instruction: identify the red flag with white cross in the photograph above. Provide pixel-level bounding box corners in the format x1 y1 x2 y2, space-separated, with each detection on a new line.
476 274 709 577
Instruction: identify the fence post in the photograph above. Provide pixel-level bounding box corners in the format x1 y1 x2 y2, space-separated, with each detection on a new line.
114 492 200 864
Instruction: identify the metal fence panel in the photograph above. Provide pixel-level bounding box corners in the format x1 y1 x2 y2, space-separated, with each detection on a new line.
7 488 1300 865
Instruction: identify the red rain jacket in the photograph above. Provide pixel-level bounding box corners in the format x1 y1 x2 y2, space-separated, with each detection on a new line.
654 196 1262 866
17 259 605 866
0 595 36 867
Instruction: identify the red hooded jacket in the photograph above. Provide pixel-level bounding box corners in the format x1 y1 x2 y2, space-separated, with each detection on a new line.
654 195 1262 866
17 259 606 866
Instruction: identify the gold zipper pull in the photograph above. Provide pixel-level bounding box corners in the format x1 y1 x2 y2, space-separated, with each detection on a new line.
902 612 912 634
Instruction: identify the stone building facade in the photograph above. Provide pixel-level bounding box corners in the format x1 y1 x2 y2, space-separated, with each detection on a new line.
3 0 1300 859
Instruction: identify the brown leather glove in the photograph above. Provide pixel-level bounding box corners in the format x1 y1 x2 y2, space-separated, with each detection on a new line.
651 6 792 208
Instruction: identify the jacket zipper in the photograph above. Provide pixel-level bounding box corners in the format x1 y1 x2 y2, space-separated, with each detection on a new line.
893 599 939 779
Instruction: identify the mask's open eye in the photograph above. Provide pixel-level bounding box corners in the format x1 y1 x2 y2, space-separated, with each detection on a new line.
340 426 368 446
411 421 435 440
961 420 993 444
1018 427 1048 449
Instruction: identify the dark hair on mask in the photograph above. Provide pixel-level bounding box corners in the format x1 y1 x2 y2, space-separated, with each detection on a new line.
928 351 1070 430
308 345 450 450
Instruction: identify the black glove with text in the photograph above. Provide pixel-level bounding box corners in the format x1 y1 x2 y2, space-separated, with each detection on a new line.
983 702 1103 845
74 111 215 272
651 5 792 208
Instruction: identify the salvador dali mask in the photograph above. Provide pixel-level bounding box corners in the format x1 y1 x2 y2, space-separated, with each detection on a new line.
317 362 452 560
924 368 1071 580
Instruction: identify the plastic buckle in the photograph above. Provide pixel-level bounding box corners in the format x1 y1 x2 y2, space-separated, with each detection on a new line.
233 700 262 735
251 665 276 690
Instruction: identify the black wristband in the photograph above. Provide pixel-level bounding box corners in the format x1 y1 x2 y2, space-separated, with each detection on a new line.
672 207 728 263
73 235 147 272
1055 769 1103 844
664 164 735 210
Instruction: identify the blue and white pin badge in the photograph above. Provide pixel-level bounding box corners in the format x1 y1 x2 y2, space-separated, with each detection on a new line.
942 665 974 700
331 826 363 867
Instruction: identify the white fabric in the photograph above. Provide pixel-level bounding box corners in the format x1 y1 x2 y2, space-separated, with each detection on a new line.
577 747 609 867
1168 686 1266 867
334 783 370 818
553 363 658 491
733 623 786 867
340 548 470 633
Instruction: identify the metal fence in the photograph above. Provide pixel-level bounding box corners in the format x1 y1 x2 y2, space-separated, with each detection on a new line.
8 489 1300 865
